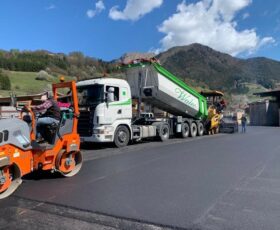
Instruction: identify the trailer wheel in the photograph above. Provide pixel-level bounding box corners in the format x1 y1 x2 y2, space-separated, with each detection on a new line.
159 124 170 141
181 122 190 138
189 122 197 137
197 122 204 136
114 125 130 147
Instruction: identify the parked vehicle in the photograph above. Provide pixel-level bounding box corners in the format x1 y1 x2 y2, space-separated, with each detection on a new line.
77 59 227 147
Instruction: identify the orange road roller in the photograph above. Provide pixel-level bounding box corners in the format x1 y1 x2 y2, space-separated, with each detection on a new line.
0 81 82 199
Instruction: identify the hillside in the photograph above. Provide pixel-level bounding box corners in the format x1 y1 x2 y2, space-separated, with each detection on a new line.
156 43 280 92
0 50 114 80
0 71 74 97
0 44 280 105
1 45 280 93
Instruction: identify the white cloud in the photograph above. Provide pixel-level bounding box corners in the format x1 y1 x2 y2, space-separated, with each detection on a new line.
242 12 250 19
96 0 105 11
46 4 56 10
109 0 163 21
87 0 105 19
87 10 96 18
158 0 275 56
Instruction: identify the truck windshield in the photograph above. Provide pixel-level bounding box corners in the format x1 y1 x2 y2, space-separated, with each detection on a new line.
77 84 104 106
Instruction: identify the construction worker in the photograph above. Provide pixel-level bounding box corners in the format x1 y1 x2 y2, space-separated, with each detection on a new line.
220 98 226 110
32 91 61 141
241 114 247 133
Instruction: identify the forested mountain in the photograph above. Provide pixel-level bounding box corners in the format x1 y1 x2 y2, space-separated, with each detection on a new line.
1 44 280 94
157 43 280 93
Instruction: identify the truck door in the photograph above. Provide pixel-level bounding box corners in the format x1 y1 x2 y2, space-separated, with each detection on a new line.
120 87 132 119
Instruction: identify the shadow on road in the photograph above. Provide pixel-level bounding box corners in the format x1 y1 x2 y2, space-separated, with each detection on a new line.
81 142 116 150
22 170 62 181
81 139 156 151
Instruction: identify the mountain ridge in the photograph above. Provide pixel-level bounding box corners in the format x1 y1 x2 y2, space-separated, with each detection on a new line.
0 44 279 93
155 43 280 92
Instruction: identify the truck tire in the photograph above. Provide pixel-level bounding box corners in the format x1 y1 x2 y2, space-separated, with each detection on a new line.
159 124 170 142
189 122 197 137
197 122 204 136
114 126 130 148
181 122 190 138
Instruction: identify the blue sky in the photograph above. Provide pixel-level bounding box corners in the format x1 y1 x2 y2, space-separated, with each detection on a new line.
0 0 279 61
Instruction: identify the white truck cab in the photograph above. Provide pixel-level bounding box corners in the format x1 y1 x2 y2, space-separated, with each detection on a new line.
77 78 133 147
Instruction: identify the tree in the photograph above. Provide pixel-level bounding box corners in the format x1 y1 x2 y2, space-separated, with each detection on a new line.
0 70 11 90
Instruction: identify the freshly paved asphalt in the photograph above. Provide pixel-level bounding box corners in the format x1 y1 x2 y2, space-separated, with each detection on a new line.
1 126 280 229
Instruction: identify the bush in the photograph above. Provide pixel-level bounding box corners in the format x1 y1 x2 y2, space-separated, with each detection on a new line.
230 86 249 94
35 70 53 81
257 78 275 89
0 70 11 90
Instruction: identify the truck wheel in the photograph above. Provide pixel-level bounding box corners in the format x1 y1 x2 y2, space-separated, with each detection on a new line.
159 124 170 141
197 122 204 136
114 126 130 147
181 122 190 138
189 122 197 137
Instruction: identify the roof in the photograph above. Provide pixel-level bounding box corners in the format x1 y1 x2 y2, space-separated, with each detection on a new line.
0 92 65 106
77 78 129 87
0 93 45 105
253 89 280 97
201 90 224 97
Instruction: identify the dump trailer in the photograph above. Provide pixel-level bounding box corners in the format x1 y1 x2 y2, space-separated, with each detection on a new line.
77 59 211 147
126 60 207 119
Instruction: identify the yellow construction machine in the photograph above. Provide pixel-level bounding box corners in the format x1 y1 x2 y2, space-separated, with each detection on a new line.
201 91 225 134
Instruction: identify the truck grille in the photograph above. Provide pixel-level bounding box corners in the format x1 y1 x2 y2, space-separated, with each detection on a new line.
78 110 93 137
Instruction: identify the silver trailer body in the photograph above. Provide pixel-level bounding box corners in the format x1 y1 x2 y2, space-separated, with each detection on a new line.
126 65 203 119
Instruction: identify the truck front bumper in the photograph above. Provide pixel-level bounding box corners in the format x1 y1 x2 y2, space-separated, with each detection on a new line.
81 134 113 143
80 126 114 143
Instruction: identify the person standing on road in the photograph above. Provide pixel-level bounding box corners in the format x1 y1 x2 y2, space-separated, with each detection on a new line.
241 114 247 133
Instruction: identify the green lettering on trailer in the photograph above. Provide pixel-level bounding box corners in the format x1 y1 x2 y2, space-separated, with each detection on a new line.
152 63 208 119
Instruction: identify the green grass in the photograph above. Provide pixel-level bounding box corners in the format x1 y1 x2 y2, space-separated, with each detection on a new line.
9 71 51 94
0 71 74 97
229 83 269 110
244 83 268 102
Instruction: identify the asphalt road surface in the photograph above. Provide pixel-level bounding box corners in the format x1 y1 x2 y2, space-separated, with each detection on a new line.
1 126 280 230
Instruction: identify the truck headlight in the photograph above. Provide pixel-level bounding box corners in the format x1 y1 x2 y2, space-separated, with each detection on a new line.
93 129 104 134
104 126 114 134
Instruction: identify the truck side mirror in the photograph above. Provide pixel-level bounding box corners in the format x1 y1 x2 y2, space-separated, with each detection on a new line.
106 91 115 103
